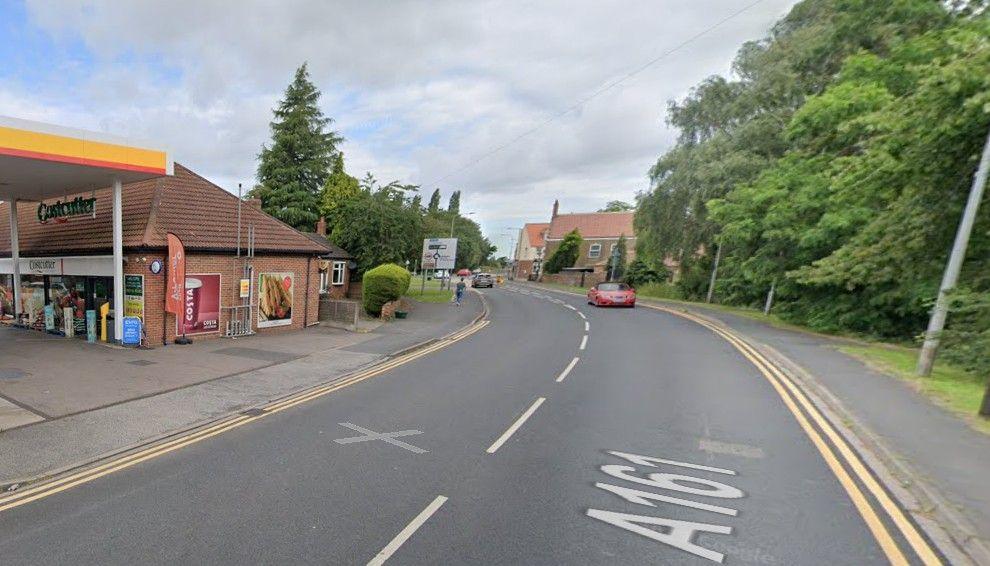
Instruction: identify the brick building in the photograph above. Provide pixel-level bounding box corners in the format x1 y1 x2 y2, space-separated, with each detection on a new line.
0 164 350 345
541 200 636 276
512 222 549 280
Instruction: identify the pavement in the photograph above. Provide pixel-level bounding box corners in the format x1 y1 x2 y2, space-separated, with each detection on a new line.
0 291 482 484
0 285 959 565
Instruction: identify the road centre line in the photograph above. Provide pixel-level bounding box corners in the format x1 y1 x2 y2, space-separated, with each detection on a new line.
579 335 588 350
578 311 586 320
584 321 590 332
486 397 546 454
0 320 491 515
556 357 580 383
565 304 577 311
367 495 448 566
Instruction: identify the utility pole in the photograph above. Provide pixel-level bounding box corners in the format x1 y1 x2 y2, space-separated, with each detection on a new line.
764 279 776 315
706 239 722 303
916 125 990 376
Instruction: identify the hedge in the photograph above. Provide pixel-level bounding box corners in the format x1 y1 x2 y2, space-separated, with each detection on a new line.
362 263 412 316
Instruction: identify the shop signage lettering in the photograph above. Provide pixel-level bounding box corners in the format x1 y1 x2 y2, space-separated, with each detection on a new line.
29 259 58 272
37 196 97 223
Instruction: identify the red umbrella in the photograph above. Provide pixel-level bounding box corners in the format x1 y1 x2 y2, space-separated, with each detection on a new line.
456 269 472 276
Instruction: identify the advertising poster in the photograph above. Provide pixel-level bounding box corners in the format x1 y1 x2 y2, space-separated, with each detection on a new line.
178 273 221 335
258 272 293 328
124 274 144 321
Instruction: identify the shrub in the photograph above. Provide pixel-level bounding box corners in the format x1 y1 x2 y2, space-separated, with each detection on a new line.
363 263 412 315
623 259 668 287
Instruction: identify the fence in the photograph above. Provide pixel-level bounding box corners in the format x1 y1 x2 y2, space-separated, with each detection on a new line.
224 305 255 337
319 298 360 327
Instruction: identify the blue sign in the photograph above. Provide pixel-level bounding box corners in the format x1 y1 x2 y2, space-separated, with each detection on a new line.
86 310 97 343
44 304 55 332
122 316 142 346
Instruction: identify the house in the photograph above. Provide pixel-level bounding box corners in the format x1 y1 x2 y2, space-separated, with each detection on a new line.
540 200 636 286
512 222 549 280
305 216 352 299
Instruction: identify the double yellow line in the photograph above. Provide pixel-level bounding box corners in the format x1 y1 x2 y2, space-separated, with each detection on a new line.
0 320 490 515
644 304 941 566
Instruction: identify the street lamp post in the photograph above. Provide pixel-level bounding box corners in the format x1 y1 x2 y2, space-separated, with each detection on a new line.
609 245 621 282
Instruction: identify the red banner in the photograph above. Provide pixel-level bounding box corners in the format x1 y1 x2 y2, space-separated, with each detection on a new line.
179 274 221 335
165 233 185 317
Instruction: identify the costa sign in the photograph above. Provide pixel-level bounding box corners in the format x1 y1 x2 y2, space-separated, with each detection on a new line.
37 196 97 223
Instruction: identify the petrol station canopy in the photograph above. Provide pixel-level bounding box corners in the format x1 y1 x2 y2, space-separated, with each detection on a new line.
0 115 172 202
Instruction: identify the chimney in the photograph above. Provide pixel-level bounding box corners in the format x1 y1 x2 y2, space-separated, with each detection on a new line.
316 216 327 237
552 199 559 218
246 198 262 210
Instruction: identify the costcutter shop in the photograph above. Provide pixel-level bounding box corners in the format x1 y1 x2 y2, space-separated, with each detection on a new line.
0 116 348 345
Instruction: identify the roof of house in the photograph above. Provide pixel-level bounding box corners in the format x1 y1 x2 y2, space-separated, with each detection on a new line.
546 211 635 240
0 163 331 256
522 222 549 248
303 232 351 259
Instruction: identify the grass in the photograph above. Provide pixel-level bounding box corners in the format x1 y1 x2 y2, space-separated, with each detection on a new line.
839 344 990 434
406 275 454 304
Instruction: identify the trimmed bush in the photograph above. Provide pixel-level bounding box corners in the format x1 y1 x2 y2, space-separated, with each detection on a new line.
362 263 412 316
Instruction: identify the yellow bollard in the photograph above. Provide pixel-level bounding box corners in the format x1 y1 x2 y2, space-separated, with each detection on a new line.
99 302 109 342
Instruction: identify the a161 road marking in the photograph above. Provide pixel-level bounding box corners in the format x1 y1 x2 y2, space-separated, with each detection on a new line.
586 450 743 563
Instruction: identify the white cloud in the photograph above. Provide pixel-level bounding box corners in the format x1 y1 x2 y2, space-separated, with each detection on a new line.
13 0 798 249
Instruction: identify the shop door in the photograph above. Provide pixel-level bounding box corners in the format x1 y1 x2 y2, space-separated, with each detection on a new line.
86 277 114 340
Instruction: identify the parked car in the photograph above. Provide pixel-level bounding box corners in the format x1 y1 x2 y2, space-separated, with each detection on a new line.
473 273 495 288
588 282 636 307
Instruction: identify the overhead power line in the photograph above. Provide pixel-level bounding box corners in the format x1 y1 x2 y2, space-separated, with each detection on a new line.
421 0 767 188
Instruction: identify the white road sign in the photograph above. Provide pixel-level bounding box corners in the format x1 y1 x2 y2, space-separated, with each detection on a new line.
422 238 458 270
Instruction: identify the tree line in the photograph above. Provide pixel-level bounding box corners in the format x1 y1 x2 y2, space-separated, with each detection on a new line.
249 64 495 276
634 0 990 376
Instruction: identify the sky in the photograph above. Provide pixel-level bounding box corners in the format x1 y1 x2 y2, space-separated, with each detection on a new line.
0 0 797 254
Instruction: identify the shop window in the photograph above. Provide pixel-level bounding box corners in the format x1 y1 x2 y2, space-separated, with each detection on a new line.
588 243 602 258
332 261 346 285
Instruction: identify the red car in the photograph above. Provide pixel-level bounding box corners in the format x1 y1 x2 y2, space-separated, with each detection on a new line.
587 282 636 307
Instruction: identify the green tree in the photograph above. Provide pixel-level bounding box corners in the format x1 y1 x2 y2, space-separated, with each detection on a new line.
545 229 582 274
330 176 422 275
599 200 634 212
447 190 461 214
610 234 629 280
252 63 342 230
320 153 360 222
427 189 441 212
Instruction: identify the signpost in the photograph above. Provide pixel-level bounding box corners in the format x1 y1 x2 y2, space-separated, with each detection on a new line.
422 238 457 289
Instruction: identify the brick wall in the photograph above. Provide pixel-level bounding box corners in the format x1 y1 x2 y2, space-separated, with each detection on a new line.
127 252 320 345
541 271 606 288
542 238 637 270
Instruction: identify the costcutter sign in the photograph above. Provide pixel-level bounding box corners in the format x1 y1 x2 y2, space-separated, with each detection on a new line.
37 196 97 223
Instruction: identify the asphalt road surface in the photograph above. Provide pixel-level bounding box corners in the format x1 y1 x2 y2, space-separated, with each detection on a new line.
0 285 941 565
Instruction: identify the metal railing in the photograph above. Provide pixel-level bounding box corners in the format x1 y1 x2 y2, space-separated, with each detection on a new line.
224 305 255 337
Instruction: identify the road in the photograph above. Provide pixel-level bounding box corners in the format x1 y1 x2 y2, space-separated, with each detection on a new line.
0 285 941 565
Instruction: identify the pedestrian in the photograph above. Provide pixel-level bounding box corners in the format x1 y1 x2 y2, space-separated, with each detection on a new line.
455 277 466 306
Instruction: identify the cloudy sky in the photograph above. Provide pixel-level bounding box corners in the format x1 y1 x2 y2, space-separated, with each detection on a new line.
0 0 796 253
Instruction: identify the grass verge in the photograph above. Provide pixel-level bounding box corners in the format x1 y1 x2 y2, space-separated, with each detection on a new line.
839 345 990 434
406 276 453 304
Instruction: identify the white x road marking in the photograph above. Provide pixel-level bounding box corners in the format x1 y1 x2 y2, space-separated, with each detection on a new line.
334 423 428 453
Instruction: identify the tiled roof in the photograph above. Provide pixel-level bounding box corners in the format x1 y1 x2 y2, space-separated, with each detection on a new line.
303 232 351 259
523 222 549 248
0 163 331 256
546 211 635 240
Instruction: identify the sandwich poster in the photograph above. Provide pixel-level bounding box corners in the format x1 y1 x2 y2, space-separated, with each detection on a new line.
258 272 293 328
